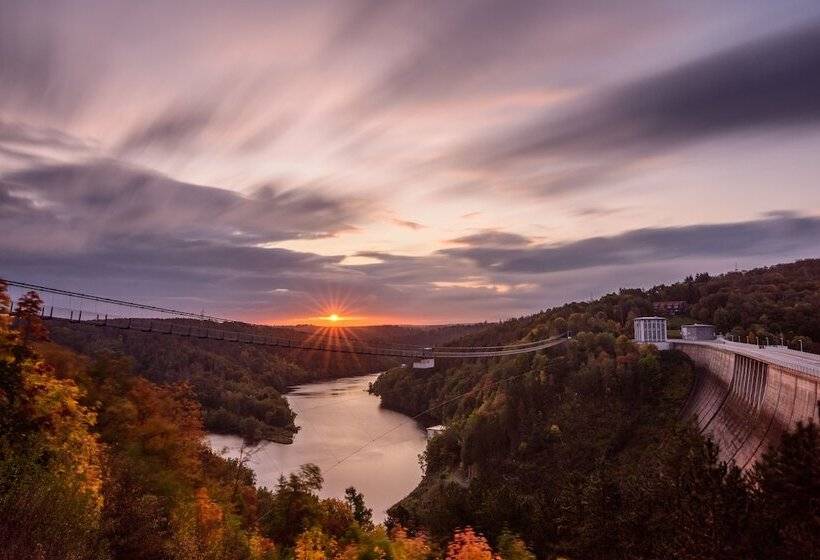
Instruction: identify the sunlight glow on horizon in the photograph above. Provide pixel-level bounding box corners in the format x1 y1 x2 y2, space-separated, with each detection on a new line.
252 313 445 327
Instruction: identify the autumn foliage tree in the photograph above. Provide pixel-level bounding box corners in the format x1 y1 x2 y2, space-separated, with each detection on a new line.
0 280 9 328
0 285 281 559
446 527 498 560
390 525 432 560
0 286 104 559
15 290 48 342
294 526 337 560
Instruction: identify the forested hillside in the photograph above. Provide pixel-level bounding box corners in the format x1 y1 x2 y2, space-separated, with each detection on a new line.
47 319 487 443
648 259 820 350
2 263 817 559
372 260 819 558
424 259 819 354
0 282 534 560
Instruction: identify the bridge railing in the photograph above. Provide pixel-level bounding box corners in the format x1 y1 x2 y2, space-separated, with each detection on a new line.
14 305 427 358
672 339 820 379
3 279 571 361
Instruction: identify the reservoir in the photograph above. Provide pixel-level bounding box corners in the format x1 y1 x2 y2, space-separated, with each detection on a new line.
207 373 427 521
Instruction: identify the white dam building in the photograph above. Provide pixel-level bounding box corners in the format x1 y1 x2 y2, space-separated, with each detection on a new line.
634 316 668 343
634 316 669 349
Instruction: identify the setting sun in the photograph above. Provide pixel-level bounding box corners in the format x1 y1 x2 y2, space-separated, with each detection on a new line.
328 313 340 322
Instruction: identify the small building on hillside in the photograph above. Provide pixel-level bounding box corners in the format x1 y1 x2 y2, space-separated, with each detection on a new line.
634 316 668 349
682 323 716 341
426 425 446 440
652 300 688 316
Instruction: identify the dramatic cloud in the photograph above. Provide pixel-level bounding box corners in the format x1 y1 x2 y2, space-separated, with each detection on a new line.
1 1 819 322
118 105 215 154
469 22 820 166
0 121 97 169
0 160 370 252
440 215 820 274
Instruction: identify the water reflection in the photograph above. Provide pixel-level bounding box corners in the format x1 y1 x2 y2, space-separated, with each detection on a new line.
207 373 426 521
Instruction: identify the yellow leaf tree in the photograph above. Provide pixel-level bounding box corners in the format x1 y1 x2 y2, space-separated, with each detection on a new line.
295 526 336 560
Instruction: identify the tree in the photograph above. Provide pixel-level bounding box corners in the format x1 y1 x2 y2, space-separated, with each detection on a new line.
345 486 373 528
749 422 819 559
0 284 105 559
0 456 107 560
390 525 431 560
294 527 336 560
15 290 48 342
260 464 325 546
446 527 498 560
319 497 355 540
496 531 535 560
0 280 10 328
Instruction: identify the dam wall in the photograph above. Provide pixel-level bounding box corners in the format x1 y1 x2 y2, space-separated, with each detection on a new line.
674 341 819 470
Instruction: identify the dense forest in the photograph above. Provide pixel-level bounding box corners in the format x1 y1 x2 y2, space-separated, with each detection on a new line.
648 260 820 350
372 260 819 558
0 283 533 560
47 318 487 443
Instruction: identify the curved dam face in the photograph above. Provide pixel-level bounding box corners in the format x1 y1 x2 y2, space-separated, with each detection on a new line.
674 342 819 470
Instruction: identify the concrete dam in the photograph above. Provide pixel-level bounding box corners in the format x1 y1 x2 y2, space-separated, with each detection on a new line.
674 340 819 470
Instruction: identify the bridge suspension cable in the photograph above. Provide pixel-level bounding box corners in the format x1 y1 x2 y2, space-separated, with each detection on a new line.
3 279 230 322
1 278 569 359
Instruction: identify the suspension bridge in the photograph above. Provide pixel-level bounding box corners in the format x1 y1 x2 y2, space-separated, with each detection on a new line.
2 279 568 368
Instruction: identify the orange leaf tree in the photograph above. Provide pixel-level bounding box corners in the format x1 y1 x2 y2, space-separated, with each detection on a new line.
446 527 499 560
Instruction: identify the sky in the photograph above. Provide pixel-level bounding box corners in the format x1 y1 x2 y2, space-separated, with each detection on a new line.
1 0 820 325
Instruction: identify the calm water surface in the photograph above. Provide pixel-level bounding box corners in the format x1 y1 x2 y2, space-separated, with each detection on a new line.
207 373 426 521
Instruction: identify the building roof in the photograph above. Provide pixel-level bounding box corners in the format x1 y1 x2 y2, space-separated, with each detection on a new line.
635 316 667 321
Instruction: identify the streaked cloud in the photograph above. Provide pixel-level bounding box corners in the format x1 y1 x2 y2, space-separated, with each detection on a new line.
0 1 819 322
0 160 371 252
449 231 532 248
439 215 820 274
465 22 820 167
391 218 425 230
